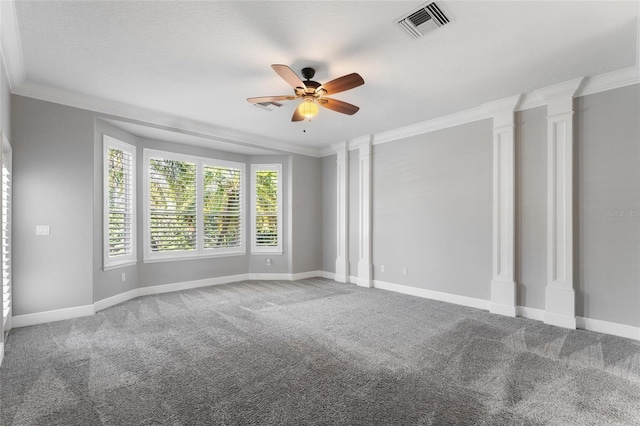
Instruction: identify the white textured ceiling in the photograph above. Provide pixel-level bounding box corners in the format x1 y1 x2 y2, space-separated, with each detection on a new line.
12 1 640 154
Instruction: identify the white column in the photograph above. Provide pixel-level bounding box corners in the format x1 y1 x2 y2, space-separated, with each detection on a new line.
483 95 522 317
356 137 372 288
331 142 349 283
538 78 583 329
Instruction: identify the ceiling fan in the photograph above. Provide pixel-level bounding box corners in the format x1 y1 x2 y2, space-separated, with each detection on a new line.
247 65 365 122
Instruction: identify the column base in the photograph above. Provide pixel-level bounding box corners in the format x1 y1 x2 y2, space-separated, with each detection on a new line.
335 258 348 283
544 285 576 329
357 260 372 288
490 279 516 317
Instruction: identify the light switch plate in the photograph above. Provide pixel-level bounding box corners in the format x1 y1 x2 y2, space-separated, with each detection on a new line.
36 225 50 236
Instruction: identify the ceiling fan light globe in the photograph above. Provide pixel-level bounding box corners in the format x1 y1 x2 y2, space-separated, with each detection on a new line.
298 100 319 118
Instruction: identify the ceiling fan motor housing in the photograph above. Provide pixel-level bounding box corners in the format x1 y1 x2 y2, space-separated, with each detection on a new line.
301 67 316 80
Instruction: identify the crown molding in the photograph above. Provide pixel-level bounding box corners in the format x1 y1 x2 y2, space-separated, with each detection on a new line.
330 141 348 160
0 0 26 90
13 81 323 158
354 65 638 150
319 146 335 157
372 106 491 146
576 66 640 97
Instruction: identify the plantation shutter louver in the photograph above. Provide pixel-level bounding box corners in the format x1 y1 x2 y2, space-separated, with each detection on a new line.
148 159 197 252
108 147 134 257
255 170 278 246
251 165 282 253
2 159 10 328
204 166 242 249
104 136 137 269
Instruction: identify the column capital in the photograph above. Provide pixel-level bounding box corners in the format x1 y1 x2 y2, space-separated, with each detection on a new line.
536 77 584 116
482 94 523 127
331 142 348 161
347 135 372 152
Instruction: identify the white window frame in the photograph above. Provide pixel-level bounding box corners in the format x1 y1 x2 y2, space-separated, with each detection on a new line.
143 148 246 263
2 134 12 333
251 164 283 254
103 135 137 270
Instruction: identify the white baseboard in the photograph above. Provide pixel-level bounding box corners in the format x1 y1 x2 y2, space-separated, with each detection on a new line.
371 280 640 342
93 288 139 312
516 306 545 322
138 274 251 298
320 271 336 280
577 316 640 341
13 272 329 325
372 280 491 311
489 303 517 317
98 272 333 312
290 271 326 280
544 312 577 330
12 304 94 328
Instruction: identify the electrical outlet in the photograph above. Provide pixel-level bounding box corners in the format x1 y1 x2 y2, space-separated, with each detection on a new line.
402 268 408 276
266 258 272 266
121 273 126 282
381 265 385 272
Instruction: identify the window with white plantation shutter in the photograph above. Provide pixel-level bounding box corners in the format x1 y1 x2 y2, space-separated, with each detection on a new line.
148 158 197 253
204 165 242 249
103 136 136 270
251 164 282 253
2 149 11 331
143 149 245 261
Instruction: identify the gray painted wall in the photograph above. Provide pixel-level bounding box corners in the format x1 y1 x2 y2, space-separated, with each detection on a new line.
372 119 493 300
576 84 640 327
12 95 94 315
515 106 547 310
291 154 322 274
321 155 336 273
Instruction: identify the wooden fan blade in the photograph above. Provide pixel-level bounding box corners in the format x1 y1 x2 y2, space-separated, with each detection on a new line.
292 107 305 122
319 98 360 115
321 73 364 95
272 64 306 89
247 95 296 104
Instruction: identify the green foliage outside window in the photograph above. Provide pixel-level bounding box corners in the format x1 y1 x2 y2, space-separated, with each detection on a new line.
149 159 197 252
148 159 243 252
108 147 132 257
204 166 241 248
255 170 278 246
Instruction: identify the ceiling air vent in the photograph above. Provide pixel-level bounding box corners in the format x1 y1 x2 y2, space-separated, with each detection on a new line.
397 2 452 39
254 101 283 111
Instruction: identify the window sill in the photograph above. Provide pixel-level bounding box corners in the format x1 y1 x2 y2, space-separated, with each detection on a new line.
103 260 138 271
250 250 283 255
143 251 246 264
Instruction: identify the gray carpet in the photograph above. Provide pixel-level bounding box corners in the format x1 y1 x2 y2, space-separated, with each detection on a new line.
1 278 639 425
